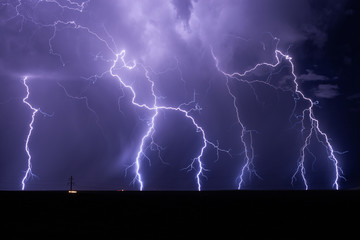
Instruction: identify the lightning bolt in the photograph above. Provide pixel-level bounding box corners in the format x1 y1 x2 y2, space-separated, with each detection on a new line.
6 1 110 189
211 50 262 189
212 36 344 189
21 76 53 190
21 76 38 190
6 1 343 190
4 0 234 191
110 51 231 190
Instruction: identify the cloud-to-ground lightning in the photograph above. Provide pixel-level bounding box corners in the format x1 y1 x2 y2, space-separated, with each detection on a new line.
21 76 53 190
9 0 231 190
21 76 38 190
109 51 231 190
3 1 344 190
212 36 343 189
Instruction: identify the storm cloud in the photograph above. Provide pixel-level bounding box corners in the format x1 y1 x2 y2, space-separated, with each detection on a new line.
0 0 351 190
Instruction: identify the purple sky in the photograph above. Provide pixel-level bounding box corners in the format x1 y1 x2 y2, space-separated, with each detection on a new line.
0 0 359 190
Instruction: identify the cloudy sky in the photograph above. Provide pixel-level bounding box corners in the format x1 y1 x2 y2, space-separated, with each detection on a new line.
0 0 359 190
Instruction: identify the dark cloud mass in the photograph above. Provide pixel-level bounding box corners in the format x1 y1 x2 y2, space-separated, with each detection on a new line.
0 0 358 190
298 69 329 82
171 0 193 25
313 84 340 99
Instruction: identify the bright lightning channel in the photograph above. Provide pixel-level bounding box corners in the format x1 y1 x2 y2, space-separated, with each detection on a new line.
21 76 53 190
21 76 38 190
212 37 343 190
109 51 231 191
9 1 343 190
9 0 231 191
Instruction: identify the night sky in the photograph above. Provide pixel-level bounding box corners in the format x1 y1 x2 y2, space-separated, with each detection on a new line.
0 0 359 190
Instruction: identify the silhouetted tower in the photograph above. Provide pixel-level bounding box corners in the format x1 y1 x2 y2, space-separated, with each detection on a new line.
68 176 74 191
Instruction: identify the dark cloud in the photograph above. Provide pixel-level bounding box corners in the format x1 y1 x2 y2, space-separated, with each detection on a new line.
301 25 328 48
171 0 194 27
298 69 329 82
313 84 340 99
347 93 360 101
347 92 360 112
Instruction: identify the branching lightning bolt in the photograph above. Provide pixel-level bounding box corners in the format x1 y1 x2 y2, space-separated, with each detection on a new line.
5 1 343 190
109 51 231 190
212 36 344 189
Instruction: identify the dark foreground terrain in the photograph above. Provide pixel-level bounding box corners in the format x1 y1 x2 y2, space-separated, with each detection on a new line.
1 191 359 239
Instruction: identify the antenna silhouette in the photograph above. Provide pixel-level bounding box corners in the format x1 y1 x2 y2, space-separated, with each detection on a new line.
68 176 76 193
